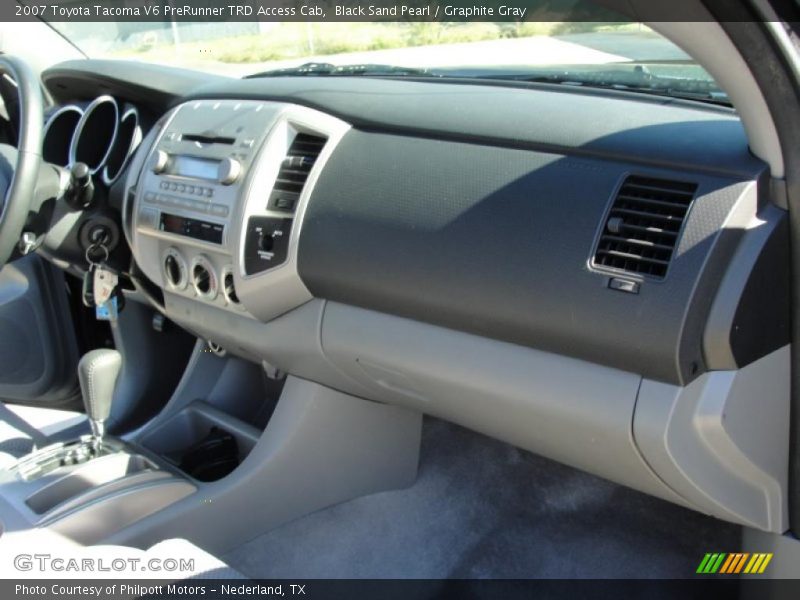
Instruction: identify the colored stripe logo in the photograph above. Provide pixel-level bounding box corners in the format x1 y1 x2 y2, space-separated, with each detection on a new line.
697 553 773 574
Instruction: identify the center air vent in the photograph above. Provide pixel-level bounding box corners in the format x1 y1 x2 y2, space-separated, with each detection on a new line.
593 175 698 279
269 132 328 212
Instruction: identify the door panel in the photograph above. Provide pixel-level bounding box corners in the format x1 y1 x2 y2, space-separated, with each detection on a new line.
0 254 81 408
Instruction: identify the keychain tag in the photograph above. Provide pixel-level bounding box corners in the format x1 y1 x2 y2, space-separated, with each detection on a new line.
93 266 119 307
82 264 97 308
96 296 119 322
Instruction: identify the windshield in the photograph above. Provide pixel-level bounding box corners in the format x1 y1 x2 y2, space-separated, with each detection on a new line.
48 19 725 102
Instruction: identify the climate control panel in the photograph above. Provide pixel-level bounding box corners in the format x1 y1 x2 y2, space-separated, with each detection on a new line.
160 247 243 311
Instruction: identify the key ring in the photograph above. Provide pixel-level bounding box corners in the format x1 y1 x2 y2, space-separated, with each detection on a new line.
85 242 109 265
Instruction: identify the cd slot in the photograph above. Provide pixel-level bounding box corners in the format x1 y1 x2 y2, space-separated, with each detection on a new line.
180 133 236 146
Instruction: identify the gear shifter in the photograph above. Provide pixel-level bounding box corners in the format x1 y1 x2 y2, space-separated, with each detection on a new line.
78 349 122 451
11 348 124 479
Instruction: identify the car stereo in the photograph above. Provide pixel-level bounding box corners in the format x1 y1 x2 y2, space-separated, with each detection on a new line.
135 100 281 248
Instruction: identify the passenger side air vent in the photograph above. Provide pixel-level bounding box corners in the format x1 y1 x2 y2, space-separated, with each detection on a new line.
593 175 698 279
269 132 328 212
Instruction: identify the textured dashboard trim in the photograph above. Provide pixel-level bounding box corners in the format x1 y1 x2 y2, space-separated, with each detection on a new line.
43 61 764 178
298 129 761 384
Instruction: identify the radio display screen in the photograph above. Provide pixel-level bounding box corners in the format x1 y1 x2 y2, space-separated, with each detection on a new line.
160 213 224 244
171 156 219 181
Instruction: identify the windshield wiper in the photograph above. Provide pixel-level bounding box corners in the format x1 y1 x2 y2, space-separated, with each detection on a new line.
247 62 435 79
484 68 730 106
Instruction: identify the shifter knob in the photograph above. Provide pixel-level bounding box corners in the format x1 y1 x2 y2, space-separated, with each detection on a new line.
78 349 122 442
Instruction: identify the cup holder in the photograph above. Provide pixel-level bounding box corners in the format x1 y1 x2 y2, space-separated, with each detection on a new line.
139 401 260 483
174 426 239 482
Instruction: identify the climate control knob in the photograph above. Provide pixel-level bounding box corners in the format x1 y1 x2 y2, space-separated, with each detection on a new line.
191 255 218 300
221 266 241 307
163 248 187 290
165 255 181 285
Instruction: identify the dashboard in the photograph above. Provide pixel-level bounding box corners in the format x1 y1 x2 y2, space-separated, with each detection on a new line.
38 60 791 533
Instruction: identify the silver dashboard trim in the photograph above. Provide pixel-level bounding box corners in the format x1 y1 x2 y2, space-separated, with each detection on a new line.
42 104 83 166
232 105 351 322
68 95 119 174
102 104 142 186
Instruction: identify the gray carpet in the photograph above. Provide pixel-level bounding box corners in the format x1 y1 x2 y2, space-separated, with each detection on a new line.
224 418 740 579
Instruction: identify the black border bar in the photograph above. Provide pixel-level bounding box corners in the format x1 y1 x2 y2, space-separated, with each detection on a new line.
9 0 800 23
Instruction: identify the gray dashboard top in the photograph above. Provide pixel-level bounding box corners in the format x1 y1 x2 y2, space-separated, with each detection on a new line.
43 59 761 178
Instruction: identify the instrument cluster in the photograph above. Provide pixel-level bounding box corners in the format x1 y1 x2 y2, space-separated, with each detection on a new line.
42 95 142 186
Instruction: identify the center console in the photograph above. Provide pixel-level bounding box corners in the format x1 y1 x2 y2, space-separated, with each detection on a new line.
0 336 421 555
0 348 195 545
126 100 350 336
0 343 271 546
0 436 194 545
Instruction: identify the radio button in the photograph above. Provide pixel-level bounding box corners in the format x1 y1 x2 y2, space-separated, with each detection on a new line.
151 150 169 174
138 207 158 229
210 204 229 217
218 158 241 185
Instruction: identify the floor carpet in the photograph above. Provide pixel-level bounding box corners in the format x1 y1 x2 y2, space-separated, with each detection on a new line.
224 417 740 579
